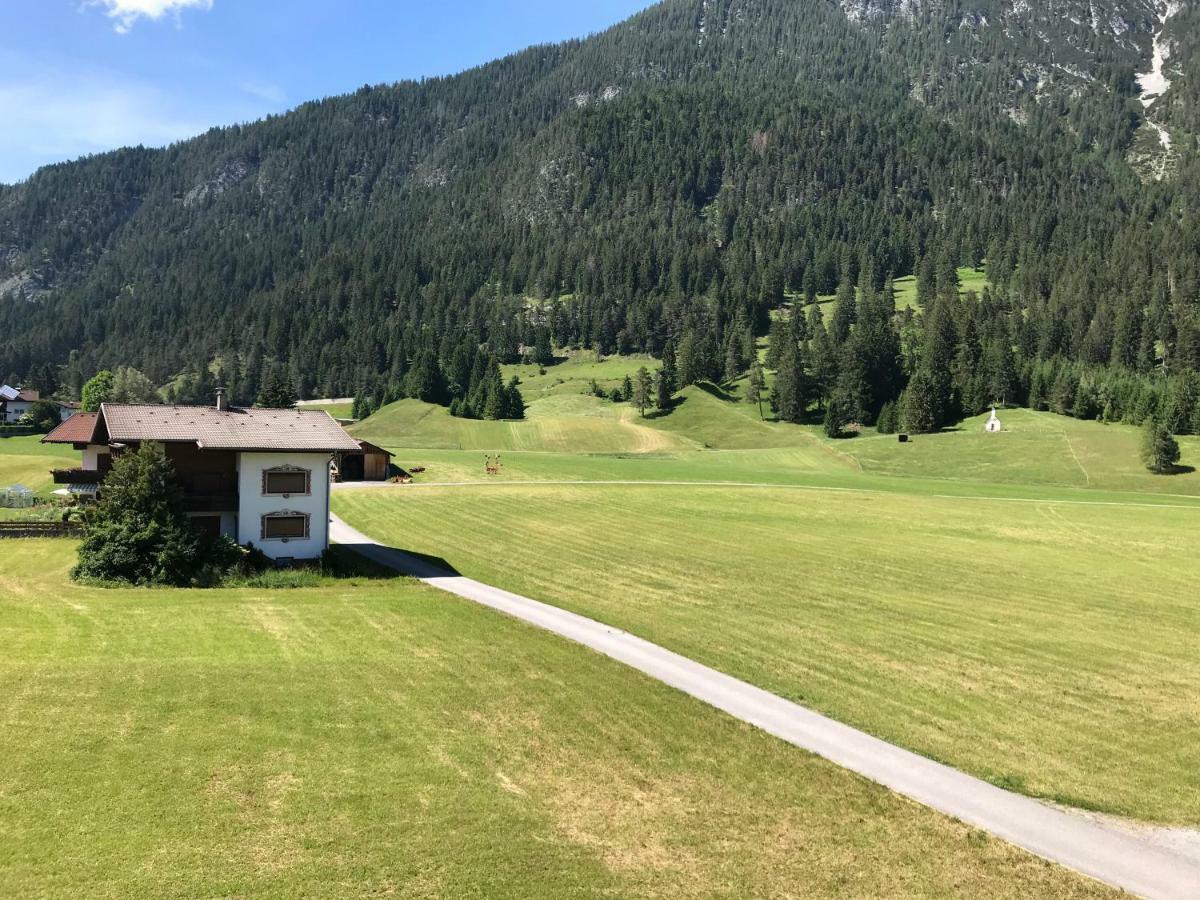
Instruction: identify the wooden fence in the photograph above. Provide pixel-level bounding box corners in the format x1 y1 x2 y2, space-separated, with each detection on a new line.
0 522 83 538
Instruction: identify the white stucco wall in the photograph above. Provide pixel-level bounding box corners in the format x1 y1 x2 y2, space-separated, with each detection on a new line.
3 400 31 423
236 452 332 560
81 445 110 471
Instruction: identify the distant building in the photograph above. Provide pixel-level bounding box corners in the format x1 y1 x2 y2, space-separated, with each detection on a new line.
985 408 1002 433
43 392 360 560
0 385 77 423
0 386 39 423
336 440 395 482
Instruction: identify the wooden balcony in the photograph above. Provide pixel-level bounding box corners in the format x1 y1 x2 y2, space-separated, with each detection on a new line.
52 469 103 485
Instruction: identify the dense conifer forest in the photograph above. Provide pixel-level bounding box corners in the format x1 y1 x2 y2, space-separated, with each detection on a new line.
2 0 1199 430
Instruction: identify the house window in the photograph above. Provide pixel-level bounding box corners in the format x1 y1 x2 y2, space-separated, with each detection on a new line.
190 516 222 539
261 511 310 541
262 465 311 497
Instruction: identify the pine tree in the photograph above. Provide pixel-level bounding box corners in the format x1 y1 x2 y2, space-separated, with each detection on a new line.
482 380 504 420
901 371 939 434
633 366 653 417
772 339 809 424
505 377 526 419
823 392 852 439
655 368 673 411
676 330 699 387
747 361 766 419
257 362 297 408
1141 419 1181 474
876 400 899 434
404 350 448 404
831 278 857 344
806 307 839 410
660 342 678 395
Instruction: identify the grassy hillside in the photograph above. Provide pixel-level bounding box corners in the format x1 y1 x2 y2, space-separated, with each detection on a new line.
352 396 689 453
335 473 1200 825
352 354 812 454
824 408 1200 496
0 541 1109 898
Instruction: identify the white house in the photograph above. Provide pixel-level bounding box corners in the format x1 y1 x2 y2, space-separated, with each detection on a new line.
0 385 76 423
42 392 361 560
1 385 38 423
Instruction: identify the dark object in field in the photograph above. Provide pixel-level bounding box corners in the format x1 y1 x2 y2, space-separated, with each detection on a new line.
409 466 426 474
899 434 909 443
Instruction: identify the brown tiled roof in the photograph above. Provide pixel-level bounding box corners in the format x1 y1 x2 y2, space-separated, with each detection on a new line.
355 440 395 457
98 404 360 452
15 389 39 402
42 413 99 445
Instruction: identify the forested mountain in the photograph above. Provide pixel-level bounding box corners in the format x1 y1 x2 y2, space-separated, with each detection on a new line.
2 0 1199 427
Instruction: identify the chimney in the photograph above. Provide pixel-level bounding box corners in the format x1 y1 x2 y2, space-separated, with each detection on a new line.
215 388 227 412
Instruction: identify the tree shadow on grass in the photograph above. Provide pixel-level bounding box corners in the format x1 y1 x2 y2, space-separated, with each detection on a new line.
1160 464 1196 476
644 395 689 421
696 381 740 402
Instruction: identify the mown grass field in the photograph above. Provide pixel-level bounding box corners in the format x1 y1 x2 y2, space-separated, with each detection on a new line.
304 401 354 420
0 540 1110 898
823 408 1200 497
0 435 77 520
0 435 75 495
334 446 1200 825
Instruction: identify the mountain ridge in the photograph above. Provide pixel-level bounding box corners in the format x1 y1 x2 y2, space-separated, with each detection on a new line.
1 0 1197 407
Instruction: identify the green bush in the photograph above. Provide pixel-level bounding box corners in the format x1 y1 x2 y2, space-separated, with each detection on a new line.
21 400 63 433
73 443 243 587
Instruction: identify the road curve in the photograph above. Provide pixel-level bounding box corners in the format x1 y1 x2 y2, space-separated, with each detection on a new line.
330 513 1200 899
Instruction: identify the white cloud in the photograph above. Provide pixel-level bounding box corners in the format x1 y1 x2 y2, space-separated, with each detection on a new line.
87 0 215 34
0 70 207 182
240 79 287 105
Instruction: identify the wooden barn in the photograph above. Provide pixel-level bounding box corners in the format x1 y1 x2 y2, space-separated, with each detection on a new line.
337 440 394 482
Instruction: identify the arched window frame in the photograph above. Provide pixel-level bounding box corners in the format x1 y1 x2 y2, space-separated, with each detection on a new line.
262 464 311 498
260 509 310 542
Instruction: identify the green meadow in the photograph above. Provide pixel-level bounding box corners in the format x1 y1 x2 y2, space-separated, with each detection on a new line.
0 541 1109 898
811 266 990 315
334 476 1200 825
4 348 1196 896
337 368 1200 826
0 435 75 495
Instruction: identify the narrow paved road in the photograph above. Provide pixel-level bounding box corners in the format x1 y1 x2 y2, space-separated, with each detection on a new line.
331 514 1200 899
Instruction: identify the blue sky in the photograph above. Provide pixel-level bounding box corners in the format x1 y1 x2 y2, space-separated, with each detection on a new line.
0 0 655 184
